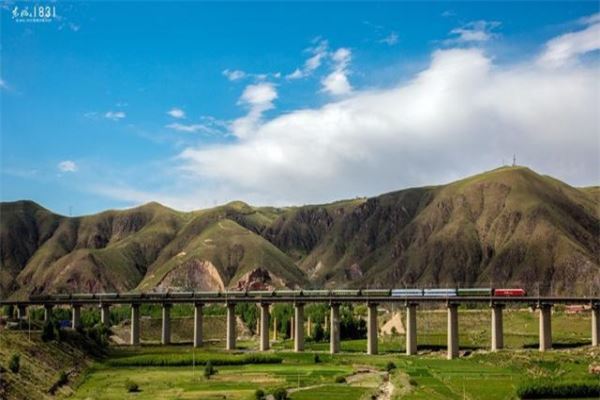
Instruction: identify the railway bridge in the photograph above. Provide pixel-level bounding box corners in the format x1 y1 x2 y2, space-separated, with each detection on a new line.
2 293 599 359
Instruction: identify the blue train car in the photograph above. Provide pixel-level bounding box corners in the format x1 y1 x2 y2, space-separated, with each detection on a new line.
423 288 457 297
391 289 424 297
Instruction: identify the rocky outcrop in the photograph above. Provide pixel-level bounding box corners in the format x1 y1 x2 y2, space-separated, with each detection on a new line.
157 260 225 292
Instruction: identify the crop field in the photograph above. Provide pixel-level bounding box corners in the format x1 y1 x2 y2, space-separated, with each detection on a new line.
70 345 599 400
65 308 599 400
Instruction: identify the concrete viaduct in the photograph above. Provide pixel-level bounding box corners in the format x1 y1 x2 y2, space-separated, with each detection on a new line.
3 295 599 359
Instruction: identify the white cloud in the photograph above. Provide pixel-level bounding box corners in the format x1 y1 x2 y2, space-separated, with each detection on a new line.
447 20 501 44
231 82 278 138
321 48 352 95
166 123 204 133
166 117 228 135
167 108 185 119
538 14 600 67
286 39 329 79
104 111 126 121
176 43 599 206
379 32 399 46
223 69 247 81
58 160 78 173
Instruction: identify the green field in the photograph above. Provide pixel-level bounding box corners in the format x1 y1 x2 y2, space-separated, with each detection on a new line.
67 308 599 400
70 345 599 400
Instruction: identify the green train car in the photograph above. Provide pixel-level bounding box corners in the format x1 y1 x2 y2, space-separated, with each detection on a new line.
456 288 492 296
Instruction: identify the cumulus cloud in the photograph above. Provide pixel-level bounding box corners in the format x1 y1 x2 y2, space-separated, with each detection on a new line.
538 13 600 67
167 108 185 118
230 82 278 138
104 111 126 121
447 20 501 44
58 160 78 173
321 48 352 95
176 42 598 206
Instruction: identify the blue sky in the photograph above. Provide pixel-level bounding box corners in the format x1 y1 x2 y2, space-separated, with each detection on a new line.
1 1 599 215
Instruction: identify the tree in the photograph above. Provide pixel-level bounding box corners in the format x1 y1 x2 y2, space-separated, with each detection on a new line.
272 387 288 400
41 319 57 342
312 323 325 342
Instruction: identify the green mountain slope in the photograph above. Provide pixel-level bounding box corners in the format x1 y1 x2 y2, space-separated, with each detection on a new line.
262 167 599 295
1 167 598 299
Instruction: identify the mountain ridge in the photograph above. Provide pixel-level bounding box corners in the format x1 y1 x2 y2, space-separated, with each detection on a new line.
1 166 598 299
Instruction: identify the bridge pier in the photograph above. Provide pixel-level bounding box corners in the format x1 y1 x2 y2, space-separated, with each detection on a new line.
272 316 277 341
539 304 552 351
367 303 378 355
44 304 53 322
226 303 236 350
161 304 172 345
307 316 312 337
194 303 203 347
17 305 27 328
491 304 505 351
447 303 459 359
593 305 599 347
406 303 418 355
71 305 82 330
259 303 270 351
330 303 340 354
290 315 295 341
100 304 110 328
294 303 305 352
131 304 140 345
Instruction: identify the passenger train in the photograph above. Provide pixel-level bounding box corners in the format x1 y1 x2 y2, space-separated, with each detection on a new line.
30 287 526 301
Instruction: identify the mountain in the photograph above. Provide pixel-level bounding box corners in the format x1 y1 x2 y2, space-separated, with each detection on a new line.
1 167 598 300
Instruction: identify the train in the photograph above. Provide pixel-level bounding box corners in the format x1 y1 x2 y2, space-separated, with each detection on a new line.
29 287 526 301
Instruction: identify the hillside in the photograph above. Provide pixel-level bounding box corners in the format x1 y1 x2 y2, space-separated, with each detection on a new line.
0 167 598 299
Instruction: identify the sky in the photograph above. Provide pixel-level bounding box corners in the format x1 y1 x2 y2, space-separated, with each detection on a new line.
1 1 599 216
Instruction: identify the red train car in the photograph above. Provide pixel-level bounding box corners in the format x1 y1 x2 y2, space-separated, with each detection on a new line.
493 288 527 297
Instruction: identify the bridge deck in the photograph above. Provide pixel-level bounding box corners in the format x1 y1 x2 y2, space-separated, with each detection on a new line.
1 295 598 306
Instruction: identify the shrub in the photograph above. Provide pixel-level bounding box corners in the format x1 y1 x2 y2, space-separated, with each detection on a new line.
8 354 20 373
516 380 600 399
272 387 288 400
335 375 346 383
409 378 418 386
125 380 139 393
254 389 266 400
385 361 396 372
204 361 216 379
313 354 321 364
